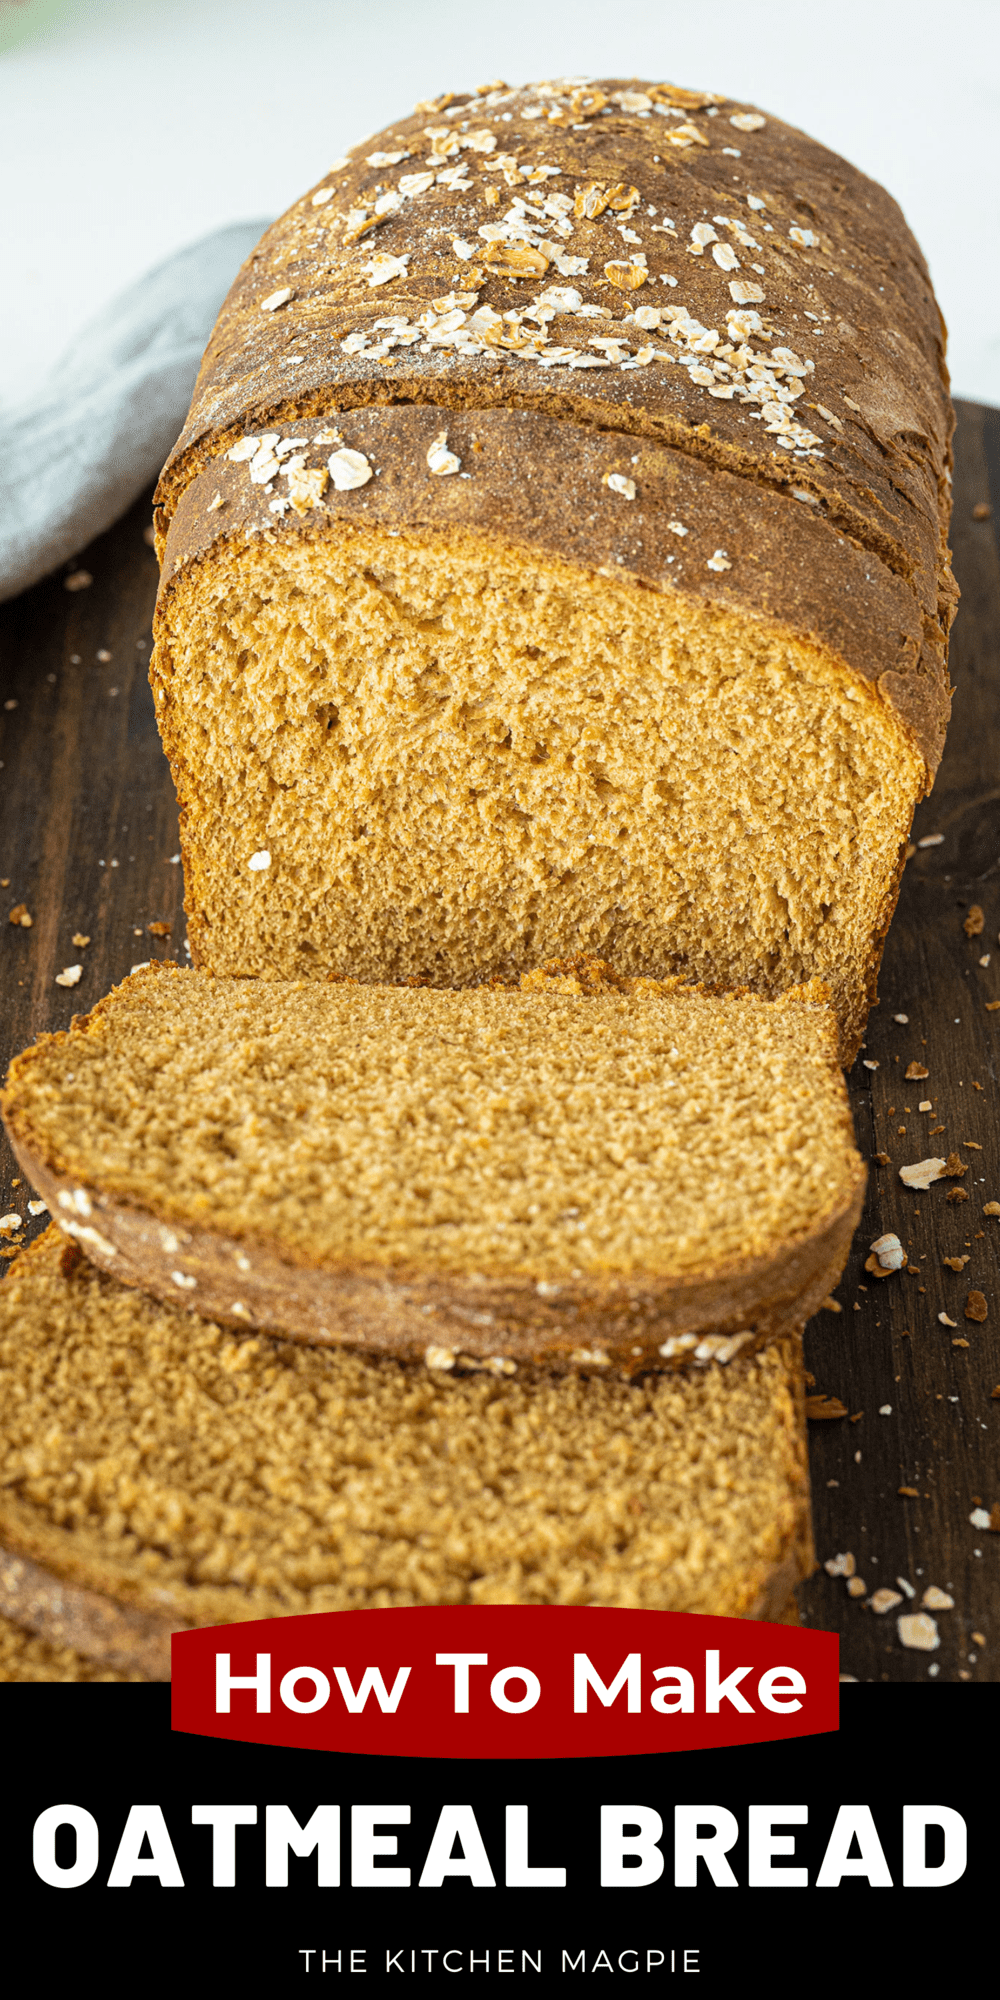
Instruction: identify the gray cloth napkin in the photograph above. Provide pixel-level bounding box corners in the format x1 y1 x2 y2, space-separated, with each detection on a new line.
0 220 272 602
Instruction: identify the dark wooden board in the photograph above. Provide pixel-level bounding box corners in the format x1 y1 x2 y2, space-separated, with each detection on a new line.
1 404 997 1681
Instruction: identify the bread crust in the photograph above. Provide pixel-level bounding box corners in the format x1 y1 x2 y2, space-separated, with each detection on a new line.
4 1123 863 1373
152 76 956 780
158 402 945 776
0 1542 173 1680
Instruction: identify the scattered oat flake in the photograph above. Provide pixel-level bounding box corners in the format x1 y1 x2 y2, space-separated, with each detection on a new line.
878 1404 892 1415
286 466 329 515
8 904 32 927
604 472 637 500
366 252 411 287
0 1215 22 1236
63 570 92 591
706 549 732 572
666 520 688 537
328 447 373 491
984 1202 1000 1217
248 850 271 872
862 1059 879 1070
729 279 764 304
919 1100 932 1112
896 1577 916 1599
604 260 647 291
54 965 82 987
917 833 944 848
824 1552 856 1577
730 112 766 131
27 1199 47 1216
427 431 461 476
846 1576 867 1598
905 1061 929 1079
973 1631 987 1647
893 1012 909 1024
898 1612 939 1651
899 1156 946 1190
869 1231 905 1271
922 1586 954 1610
965 1291 988 1322
969 1507 991 1529
870 1588 903 1614
261 288 292 312
938 1312 958 1327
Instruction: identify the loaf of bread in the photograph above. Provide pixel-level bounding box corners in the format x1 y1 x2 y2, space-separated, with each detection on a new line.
0 1227 813 1675
152 76 955 1062
2 962 864 1370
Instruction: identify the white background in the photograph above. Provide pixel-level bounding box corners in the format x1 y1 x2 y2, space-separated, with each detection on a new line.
3 0 999 405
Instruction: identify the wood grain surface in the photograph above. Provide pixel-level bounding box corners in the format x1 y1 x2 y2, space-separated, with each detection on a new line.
1 402 997 1682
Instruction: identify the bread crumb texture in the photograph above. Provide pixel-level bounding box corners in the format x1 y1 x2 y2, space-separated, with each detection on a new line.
0 1230 807 1620
155 524 921 1062
4 966 857 1279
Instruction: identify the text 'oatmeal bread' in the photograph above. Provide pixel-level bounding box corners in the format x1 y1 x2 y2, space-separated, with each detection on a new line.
151 77 955 1062
0 1229 813 1673
2 961 864 1370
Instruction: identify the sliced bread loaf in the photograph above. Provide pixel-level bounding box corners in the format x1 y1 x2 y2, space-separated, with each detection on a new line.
151 77 955 1061
0 1228 812 1673
2 962 864 1371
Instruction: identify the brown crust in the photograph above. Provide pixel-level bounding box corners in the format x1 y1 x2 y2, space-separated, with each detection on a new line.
151 76 955 779
0 1542 175 1680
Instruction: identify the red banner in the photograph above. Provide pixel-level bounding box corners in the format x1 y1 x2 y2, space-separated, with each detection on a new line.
171 1608 837 1756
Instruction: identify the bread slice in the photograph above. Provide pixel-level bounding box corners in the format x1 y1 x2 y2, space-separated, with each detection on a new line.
0 1228 813 1674
151 77 955 1062
3 962 864 1372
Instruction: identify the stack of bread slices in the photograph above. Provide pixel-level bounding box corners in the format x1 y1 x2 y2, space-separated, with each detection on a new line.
0 75 953 1676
